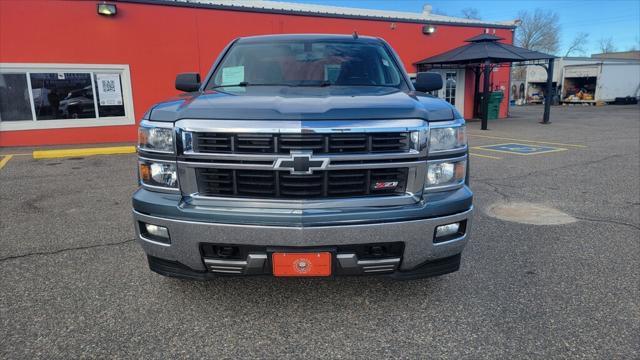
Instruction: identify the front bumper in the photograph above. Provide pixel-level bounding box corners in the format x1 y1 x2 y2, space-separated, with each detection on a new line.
146 253 463 280
133 194 473 277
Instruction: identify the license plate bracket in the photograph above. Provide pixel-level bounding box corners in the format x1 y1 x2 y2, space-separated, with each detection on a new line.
272 251 332 277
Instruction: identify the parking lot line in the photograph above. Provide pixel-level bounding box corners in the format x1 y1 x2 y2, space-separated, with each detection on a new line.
469 152 502 160
467 133 587 148
32 146 136 159
0 155 13 171
473 143 568 156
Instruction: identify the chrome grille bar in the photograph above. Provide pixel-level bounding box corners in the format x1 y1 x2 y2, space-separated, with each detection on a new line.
175 119 429 207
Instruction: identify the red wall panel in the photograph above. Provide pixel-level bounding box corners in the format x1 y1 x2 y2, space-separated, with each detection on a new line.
0 0 513 147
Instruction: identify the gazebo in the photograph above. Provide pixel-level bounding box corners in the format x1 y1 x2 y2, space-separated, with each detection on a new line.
414 34 556 130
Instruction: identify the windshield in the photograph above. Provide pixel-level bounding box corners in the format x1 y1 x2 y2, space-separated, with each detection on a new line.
206 40 405 89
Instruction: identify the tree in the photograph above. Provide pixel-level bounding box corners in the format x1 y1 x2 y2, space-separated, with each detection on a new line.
598 37 617 53
461 8 481 20
564 32 589 57
430 7 448 16
515 9 560 54
627 36 639 51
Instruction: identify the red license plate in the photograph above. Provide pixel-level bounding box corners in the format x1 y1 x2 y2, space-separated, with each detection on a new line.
272 252 332 277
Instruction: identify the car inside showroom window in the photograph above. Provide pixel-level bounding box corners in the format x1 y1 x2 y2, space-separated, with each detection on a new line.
0 64 134 130
30 72 96 120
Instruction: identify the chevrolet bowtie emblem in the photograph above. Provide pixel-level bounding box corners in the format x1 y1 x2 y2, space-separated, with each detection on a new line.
274 151 330 174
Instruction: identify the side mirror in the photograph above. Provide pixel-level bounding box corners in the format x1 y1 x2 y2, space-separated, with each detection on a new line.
175 72 201 92
413 72 443 92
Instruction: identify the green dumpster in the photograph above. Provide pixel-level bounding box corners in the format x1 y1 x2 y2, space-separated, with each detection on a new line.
487 91 503 120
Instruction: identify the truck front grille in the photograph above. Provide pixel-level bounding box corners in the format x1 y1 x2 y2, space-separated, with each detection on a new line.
196 168 408 199
177 119 428 204
194 132 410 154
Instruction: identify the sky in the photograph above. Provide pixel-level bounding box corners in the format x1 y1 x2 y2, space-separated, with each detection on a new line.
283 0 640 55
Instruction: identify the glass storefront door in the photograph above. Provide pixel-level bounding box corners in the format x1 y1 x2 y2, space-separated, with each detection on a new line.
428 69 465 115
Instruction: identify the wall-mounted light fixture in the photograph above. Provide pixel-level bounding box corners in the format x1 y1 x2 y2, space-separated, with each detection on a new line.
97 2 117 17
422 25 437 35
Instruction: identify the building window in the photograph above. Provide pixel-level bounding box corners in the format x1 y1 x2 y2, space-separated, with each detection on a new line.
30 72 96 120
95 73 125 118
444 72 457 105
0 73 32 121
0 64 134 131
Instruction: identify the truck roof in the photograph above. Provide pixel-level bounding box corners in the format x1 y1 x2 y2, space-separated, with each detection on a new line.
236 33 383 44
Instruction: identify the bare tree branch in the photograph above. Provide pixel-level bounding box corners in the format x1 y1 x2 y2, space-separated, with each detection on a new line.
627 36 639 51
598 37 617 53
515 9 560 54
430 7 448 16
564 32 589 57
461 8 481 20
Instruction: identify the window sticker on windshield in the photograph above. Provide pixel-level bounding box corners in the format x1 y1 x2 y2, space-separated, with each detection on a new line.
223 86 246 94
382 59 390 67
221 66 244 85
324 64 341 82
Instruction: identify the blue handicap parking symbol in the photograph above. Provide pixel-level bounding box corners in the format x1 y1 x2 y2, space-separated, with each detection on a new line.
476 143 566 155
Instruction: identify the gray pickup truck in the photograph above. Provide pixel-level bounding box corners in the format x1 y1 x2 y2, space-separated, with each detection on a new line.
133 34 472 279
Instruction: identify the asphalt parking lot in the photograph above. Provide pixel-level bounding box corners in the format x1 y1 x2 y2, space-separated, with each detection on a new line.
1 105 638 359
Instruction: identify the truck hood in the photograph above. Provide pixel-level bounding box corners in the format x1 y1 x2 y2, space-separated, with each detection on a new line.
148 86 458 122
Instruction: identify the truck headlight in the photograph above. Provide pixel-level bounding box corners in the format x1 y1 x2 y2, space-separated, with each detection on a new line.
139 160 178 188
138 123 174 153
429 125 466 152
425 159 466 189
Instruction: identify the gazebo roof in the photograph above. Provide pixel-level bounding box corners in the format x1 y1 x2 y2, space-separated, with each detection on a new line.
414 33 555 66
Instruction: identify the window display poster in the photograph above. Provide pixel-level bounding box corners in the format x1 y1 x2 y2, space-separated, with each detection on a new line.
96 74 123 106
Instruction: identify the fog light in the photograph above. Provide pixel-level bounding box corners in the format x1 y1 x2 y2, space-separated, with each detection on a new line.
435 222 460 238
144 224 169 239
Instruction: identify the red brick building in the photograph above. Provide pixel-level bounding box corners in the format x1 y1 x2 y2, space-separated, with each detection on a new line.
0 0 516 147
